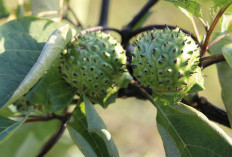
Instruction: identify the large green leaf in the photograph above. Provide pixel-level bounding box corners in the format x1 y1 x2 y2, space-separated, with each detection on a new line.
67 96 119 157
0 120 61 157
0 17 75 109
25 59 75 112
210 33 232 126
0 115 28 145
155 101 232 157
164 0 202 17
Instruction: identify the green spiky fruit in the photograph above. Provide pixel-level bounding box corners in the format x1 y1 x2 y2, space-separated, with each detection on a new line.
132 27 204 103
60 31 126 104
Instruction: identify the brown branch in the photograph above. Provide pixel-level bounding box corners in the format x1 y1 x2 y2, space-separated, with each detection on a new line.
118 81 230 128
25 114 64 123
200 53 225 69
182 94 230 128
36 114 71 157
37 123 67 157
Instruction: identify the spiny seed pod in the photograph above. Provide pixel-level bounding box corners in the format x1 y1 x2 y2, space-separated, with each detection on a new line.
60 31 126 104
132 27 204 103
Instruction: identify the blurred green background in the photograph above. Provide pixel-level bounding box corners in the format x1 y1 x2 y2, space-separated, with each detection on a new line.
1 0 230 157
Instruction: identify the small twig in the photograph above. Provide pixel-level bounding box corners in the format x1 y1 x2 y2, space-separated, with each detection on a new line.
63 16 76 26
125 0 159 30
36 114 71 157
200 53 225 69
201 2 232 56
208 33 229 49
37 123 67 157
190 15 201 44
98 0 110 27
25 114 64 123
198 17 208 32
67 6 82 27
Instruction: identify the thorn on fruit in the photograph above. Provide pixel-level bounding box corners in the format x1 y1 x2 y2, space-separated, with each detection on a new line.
73 80 78 84
151 33 155 40
178 74 183 79
167 68 172 73
187 41 191 44
173 48 177 53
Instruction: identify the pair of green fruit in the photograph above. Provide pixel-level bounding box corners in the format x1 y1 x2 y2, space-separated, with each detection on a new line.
60 27 204 105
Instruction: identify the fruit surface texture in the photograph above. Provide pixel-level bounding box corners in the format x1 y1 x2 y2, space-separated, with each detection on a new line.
132 27 204 103
60 31 126 104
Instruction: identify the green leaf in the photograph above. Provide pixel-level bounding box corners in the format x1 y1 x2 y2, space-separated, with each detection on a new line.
156 101 232 157
210 33 232 126
0 115 28 145
0 120 61 157
222 43 232 69
132 11 153 30
25 60 76 112
211 0 232 11
165 0 202 17
221 14 232 32
0 17 76 109
67 96 119 157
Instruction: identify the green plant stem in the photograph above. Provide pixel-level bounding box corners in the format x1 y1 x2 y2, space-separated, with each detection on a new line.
201 2 232 56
